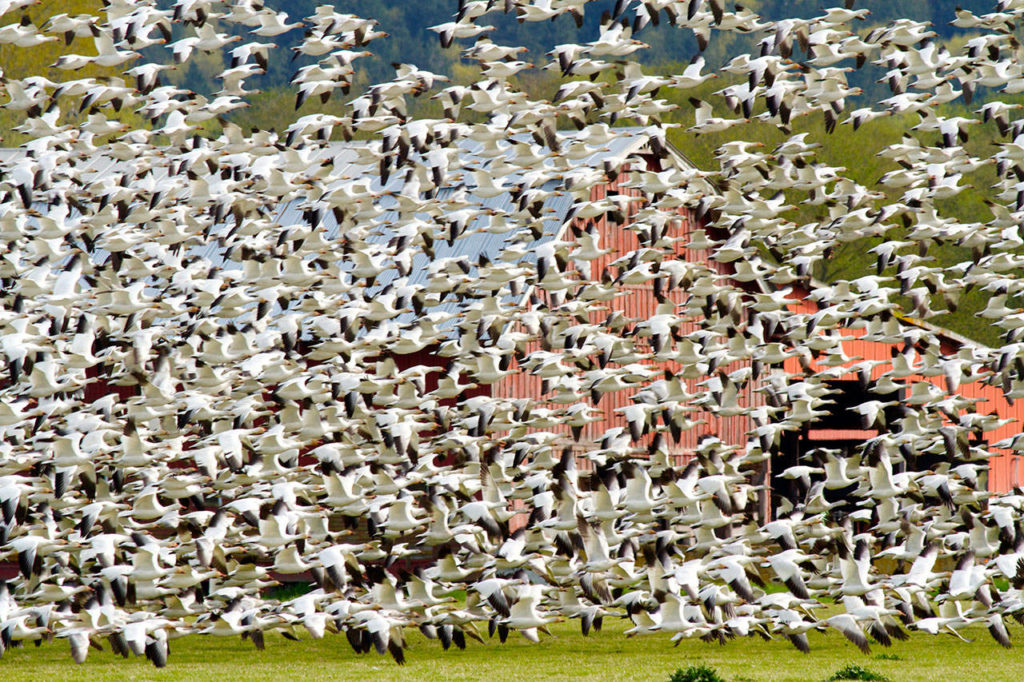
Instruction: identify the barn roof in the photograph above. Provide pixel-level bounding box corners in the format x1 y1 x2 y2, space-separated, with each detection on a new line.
0 126 696 331
6 130 989 352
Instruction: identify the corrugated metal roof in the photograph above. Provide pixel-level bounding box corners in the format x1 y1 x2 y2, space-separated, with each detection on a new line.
0 127 670 333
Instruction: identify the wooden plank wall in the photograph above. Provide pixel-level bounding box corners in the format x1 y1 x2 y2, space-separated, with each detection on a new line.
493 157 763 471
783 295 1024 492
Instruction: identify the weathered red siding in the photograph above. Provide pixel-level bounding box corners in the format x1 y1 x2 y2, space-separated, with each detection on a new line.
784 291 1024 492
493 157 762 470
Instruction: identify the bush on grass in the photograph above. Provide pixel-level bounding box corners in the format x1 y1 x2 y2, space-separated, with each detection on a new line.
827 664 889 681
669 664 726 682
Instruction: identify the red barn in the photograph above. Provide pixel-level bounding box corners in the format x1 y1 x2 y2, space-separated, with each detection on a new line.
349 126 771 521
7 125 1019 553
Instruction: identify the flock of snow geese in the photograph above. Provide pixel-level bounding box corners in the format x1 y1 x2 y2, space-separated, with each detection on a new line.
3 0 1024 669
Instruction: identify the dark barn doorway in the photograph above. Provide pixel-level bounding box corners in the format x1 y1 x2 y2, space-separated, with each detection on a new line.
771 380 904 518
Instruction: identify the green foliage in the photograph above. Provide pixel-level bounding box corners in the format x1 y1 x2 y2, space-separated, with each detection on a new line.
0 0 107 80
225 0 998 91
0 0 133 144
261 581 311 601
827 664 889 682
669 664 726 682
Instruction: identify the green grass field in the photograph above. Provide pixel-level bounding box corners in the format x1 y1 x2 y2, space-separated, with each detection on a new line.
1 617 1023 682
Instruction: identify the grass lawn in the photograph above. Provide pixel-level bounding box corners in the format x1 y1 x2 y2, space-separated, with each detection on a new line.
2 618 1023 681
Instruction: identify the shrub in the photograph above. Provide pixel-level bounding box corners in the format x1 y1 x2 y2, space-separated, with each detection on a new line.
827 664 889 681
669 664 726 682
262 582 312 601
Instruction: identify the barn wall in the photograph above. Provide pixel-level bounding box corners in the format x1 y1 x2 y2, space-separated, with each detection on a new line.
782 294 1024 492
493 156 763 469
